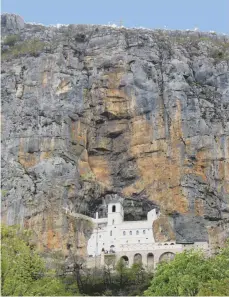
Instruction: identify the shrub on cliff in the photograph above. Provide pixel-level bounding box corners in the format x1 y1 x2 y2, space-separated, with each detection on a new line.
1 224 77 296
144 243 229 296
2 38 46 60
3 34 20 46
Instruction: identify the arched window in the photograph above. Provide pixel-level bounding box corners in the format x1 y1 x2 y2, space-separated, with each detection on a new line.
134 253 142 264
123 231 126 235
110 230 112 236
121 256 129 266
129 231 132 235
110 245 115 253
112 219 115 225
143 230 146 234
136 230 139 235
112 205 116 213
147 253 154 268
159 252 175 263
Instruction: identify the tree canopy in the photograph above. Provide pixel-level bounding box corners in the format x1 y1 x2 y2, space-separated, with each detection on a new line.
2 223 228 296
144 243 229 296
1 224 77 296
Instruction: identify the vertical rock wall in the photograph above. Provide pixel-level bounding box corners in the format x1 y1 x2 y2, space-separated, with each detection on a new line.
1 14 229 255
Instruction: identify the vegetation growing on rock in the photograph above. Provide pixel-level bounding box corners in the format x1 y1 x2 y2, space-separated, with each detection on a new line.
2 38 46 59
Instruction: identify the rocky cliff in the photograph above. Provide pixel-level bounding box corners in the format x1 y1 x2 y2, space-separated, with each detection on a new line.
1 14 229 255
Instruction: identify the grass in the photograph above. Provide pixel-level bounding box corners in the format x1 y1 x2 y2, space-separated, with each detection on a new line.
210 48 229 63
3 34 20 46
1 190 8 197
80 171 96 181
170 35 229 62
2 38 46 60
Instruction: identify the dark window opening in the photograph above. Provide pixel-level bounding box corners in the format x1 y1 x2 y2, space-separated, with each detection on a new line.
112 205 116 212
66 243 72 250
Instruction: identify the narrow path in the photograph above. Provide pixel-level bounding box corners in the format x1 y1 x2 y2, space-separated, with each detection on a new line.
62 207 93 222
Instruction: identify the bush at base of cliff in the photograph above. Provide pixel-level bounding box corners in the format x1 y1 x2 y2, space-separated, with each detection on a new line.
1 224 78 296
144 242 229 296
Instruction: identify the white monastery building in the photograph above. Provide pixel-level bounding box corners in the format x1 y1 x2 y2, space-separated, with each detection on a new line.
87 200 209 268
88 201 157 256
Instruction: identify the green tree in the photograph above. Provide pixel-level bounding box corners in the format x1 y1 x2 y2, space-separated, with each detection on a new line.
1 224 76 296
128 262 145 284
126 263 152 296
198 242 229 296
198 279 229 296
144 243 229 296
144 249 211 296
115 258 129 287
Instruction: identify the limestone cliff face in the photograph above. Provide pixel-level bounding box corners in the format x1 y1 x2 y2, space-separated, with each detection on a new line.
1 14 229 254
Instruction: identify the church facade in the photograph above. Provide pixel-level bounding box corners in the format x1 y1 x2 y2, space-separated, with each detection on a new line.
87 201 209 269
87 201 157 257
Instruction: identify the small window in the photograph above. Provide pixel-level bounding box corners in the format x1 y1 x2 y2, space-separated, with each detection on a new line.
99 235 101 238
112 205 116 212
126 240 128 243
136 230 139 235
143 230 146 234
112 219 115 225
130 231 132 235
138 240 140 243
66 243 72 250
110 231 112 236
123 231 126 236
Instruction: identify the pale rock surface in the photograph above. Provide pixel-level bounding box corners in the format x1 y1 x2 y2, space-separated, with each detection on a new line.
1 13 229 255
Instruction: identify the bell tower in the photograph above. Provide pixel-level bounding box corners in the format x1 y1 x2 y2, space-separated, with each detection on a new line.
107 202 124 225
